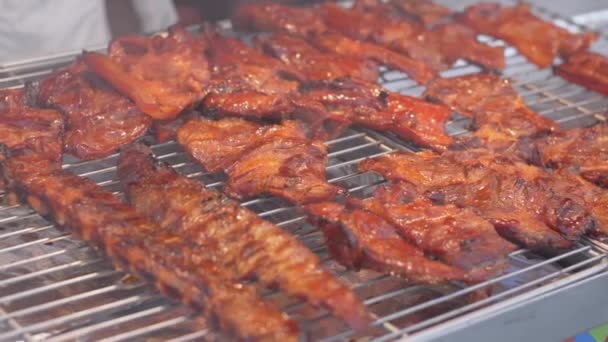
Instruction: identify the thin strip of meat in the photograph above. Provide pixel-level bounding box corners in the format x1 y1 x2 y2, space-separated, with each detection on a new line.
517 124 608 189
300 78 453 151
554 51 608 96
359 152 585 252
316 3 439 82
552 169 608 237
309 32 437 84
461 3 596 68
0 88 64 162
0 153 297 341
424 74 558 148
352 0 505 71
232 1 327 36
347 182 517 282
118 144 371 331
203 31 344 139
83 26 209 120
306 201 467 284
389 0 452 27
177 118 343 204
255 33 380 82
0 88 64 190
231 2 436 83
35 60 151 160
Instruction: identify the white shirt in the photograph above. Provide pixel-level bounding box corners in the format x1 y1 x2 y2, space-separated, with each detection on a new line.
0 0 177 64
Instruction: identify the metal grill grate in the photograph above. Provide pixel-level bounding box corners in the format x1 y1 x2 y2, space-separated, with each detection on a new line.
1 2 608 341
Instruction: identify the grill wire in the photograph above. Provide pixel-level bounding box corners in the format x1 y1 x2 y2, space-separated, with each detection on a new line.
1 2 608 341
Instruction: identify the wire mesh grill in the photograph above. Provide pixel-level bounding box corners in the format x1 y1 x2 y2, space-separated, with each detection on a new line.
1 2 608 341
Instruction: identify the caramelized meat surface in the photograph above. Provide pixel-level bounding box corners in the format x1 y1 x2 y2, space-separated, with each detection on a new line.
83 27 209 120
204 32 342 138
36 61 151 160
421 22 505 71
0 88 64 163
518 125 608 188
1 152 298 342
360 151 591 252
118 145 370 331
318 3 440 80
306 201 467 284
552 169 608 237
255 33 380 82
348 182 516 281
424 74 558 146
461 3 596 67
177 118 342 203
352 0 505 71
232 2 327 36
390 0 452 27
555 51 608 95
300 78 453 151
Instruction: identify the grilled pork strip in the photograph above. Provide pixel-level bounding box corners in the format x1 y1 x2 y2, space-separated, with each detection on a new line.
306 201 467 284
461 3 596 68
83 26 209 120
1 151 297 341
360 151 591 252
117 144 371 331
348 182 517 281
424 74 558 149
517 124 608 189
177 118 343 204
35 60 151 160
554 51 608 96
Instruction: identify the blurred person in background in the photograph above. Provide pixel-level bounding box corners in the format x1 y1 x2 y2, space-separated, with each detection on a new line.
0 0 177 63
0 0 320 63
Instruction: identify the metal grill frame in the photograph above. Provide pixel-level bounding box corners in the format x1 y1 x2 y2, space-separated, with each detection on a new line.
1 2 608 341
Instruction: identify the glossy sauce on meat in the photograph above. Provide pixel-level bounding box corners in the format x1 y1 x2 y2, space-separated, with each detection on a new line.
1 150 297 341
83 26 209 120
118 144 370 331
306 201 467 284
348 182 517 281
177 118 343 203
461 3 596 67
36 60 151 160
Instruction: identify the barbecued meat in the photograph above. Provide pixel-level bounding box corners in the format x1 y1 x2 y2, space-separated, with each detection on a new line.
354 0 504 70
203 31 344 138
555 51 608 96
348 182 516 281
204 30 302 85
306 201 466 283
203 90 295 120
35 61 151 160
517 125 608 189
317 2 441 80
255 33 380 82
461 3 597 67
118 144 370 331
420 22 506 71
0 88 64 163
0 89 64 190
424 74 558 147
310 31 436 84
177 118 343 203
1 150 298 341
83 26 209 120
152 110 200 143
300 78 453 151
232 2 327 36
390 0 452 27
552 169 608 237
360 151 590 252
